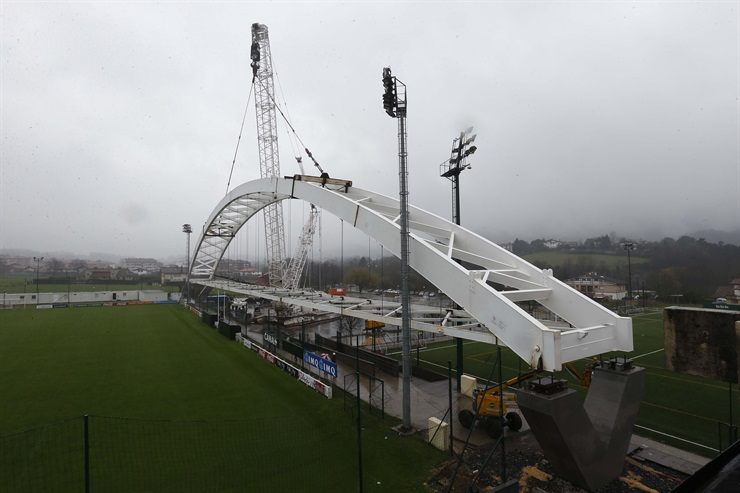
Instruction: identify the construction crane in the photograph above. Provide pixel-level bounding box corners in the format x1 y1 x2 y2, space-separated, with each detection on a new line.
250 23 323 291
251 23 286 287
282 204 320 290
281 152 321 290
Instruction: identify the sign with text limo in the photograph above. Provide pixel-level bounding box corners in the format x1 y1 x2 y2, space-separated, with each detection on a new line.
303 351 337 378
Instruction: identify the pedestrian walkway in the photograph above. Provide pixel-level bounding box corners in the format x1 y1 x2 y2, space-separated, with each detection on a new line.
244 322 710 476
333 350 710 474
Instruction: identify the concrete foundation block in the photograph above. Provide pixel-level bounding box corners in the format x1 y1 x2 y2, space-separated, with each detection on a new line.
518 362 645 491
461 374 477 397
427 417 449 451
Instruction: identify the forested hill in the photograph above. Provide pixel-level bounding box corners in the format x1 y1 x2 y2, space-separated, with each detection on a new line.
512 235 740 301
302 235 738 303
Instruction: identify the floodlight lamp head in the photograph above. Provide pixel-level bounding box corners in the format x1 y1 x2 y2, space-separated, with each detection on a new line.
381 67 397 117
183 224 192 234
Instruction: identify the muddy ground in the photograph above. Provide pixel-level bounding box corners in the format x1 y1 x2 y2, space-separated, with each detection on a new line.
426 431 688 493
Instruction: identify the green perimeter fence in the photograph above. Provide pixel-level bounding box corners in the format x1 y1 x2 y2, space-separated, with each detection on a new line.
0 414 359 493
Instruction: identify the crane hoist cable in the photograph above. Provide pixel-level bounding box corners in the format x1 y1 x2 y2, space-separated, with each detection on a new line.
225 82 255 194
254 77 329 177
274 68 304 169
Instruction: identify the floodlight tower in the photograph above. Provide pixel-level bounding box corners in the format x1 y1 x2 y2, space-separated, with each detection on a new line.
33 256 44 302
382 67 412 431
440 127 477 391
183 224 192 303
622 241 635 301
441 128 477 225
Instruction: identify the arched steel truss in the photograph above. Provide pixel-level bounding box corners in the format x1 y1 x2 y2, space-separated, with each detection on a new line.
189 176 633 371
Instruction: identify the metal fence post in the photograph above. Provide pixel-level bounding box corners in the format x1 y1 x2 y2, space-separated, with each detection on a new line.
83 414 90 493
448 360 454 456
356 371 364 493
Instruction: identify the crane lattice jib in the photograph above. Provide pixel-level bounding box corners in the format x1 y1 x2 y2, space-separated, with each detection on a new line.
282 206 320 290
251 23 286 286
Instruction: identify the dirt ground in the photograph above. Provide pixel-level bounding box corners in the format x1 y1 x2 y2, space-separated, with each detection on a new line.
426 431 688 493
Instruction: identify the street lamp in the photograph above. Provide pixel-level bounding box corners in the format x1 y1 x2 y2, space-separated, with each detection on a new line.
183 224 192 305
33 256 44 303
622 242 635 302
440 127 478 392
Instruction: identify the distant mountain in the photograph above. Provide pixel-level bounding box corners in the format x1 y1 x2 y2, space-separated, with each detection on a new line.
689 229 740 246
0 248 122 262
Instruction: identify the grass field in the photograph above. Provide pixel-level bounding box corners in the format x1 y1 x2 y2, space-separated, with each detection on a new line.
0 305 442 492
0 275 179 294
401 311 738 457
523 251 649 269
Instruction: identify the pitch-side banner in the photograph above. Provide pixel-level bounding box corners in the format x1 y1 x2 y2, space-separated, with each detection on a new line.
236 334 332 398
303 351 338 378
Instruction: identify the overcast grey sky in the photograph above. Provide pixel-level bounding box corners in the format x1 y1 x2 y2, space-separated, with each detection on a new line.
1 1 738 260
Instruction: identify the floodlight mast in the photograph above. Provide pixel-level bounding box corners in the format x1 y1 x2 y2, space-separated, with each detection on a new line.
382 67 412 431
440 128 477 390
183 224 192 304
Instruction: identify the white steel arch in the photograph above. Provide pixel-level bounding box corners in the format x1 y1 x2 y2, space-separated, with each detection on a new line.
189 176 633 371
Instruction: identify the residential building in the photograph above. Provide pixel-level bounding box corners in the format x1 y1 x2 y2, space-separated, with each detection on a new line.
713 278 740 304
161 266 187 284
122 257 161 275
566 273 627 301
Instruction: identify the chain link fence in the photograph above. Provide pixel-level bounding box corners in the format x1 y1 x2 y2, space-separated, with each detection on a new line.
0 414 358 493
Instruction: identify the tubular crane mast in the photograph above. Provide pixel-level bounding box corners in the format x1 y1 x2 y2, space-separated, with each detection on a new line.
282 205 320 290
251 23 286 287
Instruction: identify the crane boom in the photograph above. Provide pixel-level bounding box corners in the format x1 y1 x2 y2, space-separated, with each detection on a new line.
251 23 286 287
282 205 320 290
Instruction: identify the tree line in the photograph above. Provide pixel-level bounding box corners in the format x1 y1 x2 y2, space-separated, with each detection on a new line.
297 234 739 302
511 235 740 302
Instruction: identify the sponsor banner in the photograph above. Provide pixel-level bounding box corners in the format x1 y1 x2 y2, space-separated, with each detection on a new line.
235 336 331 398
264 331 278 346
703 302 740 311
303 351 338 378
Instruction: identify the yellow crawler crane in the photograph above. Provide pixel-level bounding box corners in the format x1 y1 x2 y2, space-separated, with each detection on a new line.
458 370 539 438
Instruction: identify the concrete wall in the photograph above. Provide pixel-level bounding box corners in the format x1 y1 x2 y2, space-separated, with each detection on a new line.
1 290 171 307
664 307 740 384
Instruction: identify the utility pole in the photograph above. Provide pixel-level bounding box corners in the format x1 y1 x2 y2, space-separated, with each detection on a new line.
382 66 412 431
33 256 44 303
183 224 192 304
440 128 477 391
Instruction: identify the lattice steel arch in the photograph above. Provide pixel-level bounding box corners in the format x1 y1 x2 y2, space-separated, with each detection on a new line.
189 176 633 371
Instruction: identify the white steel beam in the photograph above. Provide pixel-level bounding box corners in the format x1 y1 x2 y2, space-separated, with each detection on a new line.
189 176 633 370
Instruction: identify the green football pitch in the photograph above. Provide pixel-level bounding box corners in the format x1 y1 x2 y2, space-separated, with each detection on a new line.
398 311 739 457
0 305 443 492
